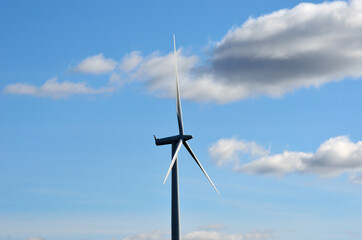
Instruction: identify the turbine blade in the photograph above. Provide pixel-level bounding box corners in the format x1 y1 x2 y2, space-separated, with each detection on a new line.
184 142 220 196
163 140 183 184
174 35 184 135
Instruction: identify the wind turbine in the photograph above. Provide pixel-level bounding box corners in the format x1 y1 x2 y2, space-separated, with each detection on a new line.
154 35 220 240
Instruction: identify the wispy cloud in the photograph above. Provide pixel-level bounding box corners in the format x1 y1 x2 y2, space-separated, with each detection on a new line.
123 231 166 240
74 53 117 74
183 230 271 240
124 229 272 240
199 224 226 231
119 51 143 72
3 77 114 98
209 136 362 184
349 172 362 185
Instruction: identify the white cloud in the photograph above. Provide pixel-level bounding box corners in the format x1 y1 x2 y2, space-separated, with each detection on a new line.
131 50 197 96
209 136 362 183
7 1 362 102
209 138 269 167
109 72 122 85
238 151 311 176
74 53 117 74
119 0 362 103
208 0 362 99
123 231 167 240
120 51 143 72
123 230 271 240
3 77 114 98
127 50 246 103
199 224 226 231
349 172 362 185
183 230 271 240
304 136 362 176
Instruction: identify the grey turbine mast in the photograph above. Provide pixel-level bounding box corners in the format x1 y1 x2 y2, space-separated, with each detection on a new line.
154 35 220 240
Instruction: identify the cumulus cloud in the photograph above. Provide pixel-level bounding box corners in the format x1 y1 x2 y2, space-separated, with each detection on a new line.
119 49 246 103
209 138 270 167
3 77 114 98
238 151 311 176
209 136 362 183
208 0 362 99
116 0 362 103
74 53 117 74
130 50 200 98
6 1 362 102
123 229 271 240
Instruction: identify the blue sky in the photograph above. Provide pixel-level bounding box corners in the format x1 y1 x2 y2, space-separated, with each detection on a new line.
1 0 362 240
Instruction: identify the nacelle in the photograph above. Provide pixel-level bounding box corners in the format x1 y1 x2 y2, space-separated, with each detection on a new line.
154 134 193 146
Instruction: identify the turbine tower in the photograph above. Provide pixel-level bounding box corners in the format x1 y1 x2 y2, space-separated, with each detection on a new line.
154 35 220 240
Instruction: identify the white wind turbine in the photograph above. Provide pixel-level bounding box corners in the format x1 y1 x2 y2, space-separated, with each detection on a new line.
154 35 220 240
